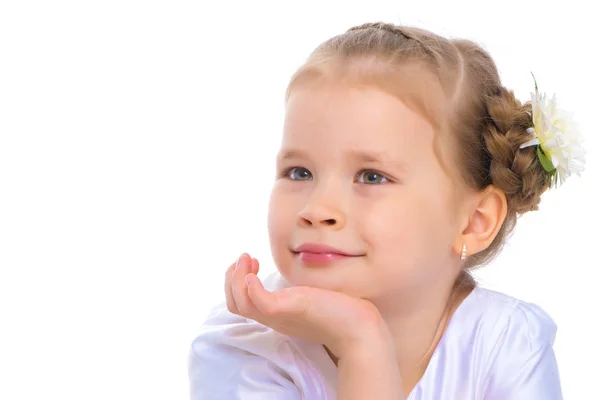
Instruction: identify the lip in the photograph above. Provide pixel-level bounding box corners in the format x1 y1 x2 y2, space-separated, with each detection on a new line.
292 243 363 264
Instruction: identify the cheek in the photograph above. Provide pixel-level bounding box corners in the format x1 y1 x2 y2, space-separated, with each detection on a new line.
359 189 450 260
267 187 296 270
267 189 287 241
360 196 421 253
268 182 308 235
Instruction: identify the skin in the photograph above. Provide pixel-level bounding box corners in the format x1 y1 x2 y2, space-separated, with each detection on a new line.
225 81 508 398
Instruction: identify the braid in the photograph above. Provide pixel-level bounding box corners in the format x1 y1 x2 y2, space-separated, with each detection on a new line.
346 22 441 66
482 87 549 214
347 22 409 38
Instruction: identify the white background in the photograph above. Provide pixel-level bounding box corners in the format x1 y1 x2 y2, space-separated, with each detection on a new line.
1 1 599 399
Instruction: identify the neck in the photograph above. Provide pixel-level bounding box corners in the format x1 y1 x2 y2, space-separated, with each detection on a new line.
374 277 474 395
324 273 475 396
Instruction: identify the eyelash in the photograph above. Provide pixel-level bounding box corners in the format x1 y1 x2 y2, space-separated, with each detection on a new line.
280 167 393 184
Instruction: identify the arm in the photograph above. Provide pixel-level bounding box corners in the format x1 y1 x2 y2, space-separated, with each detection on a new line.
337 325 404 400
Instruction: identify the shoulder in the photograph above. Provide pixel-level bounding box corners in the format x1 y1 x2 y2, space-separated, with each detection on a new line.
459 287 562 398
188 272 333 399
443 286 557 370
468 286 557 351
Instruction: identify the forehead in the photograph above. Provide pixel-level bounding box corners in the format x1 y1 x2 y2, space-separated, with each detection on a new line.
282 84 437 160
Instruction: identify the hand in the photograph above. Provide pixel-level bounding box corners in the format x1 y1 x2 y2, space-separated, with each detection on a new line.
224 253 393 358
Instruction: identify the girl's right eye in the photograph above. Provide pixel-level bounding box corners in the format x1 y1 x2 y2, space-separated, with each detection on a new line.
284 167 313 181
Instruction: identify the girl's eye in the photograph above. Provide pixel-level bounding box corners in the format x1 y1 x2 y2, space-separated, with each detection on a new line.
357 170 389 184
286 167 312 181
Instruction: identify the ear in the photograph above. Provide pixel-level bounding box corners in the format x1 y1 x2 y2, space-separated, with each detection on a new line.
453 185 507 259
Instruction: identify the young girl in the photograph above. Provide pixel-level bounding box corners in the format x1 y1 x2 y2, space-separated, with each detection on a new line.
188 22 584 399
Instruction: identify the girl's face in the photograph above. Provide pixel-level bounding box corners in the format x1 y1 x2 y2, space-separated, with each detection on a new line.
268 83 464 304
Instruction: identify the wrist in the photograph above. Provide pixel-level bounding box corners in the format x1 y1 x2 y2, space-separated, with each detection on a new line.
338 320 395 360
336 326 403 400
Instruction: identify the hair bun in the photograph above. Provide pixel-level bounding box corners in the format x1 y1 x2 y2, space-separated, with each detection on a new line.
483 87 550 214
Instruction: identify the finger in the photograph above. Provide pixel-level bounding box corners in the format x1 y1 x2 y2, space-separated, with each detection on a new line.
224 261 238 314
246 273 287 317
250 257 259 275
232 254 259 317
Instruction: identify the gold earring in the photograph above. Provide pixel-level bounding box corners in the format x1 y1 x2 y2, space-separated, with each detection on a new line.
461 244 467 261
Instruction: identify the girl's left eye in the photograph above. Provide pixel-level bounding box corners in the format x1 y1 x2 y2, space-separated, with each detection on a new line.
357 170 390 184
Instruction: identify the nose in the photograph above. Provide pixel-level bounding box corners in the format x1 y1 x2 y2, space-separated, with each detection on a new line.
297 200 346 230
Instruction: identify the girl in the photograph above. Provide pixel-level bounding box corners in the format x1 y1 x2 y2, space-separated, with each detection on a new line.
188 22 584 399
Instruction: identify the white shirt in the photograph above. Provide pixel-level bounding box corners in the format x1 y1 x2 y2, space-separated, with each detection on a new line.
188 272 562 399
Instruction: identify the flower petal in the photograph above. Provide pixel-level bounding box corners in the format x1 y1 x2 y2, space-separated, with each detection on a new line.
520 137 540 149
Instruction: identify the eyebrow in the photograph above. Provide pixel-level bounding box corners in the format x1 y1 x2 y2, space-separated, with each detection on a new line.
347 150 389 164
347 150 409 172
277 149 408 171
278 149 308 162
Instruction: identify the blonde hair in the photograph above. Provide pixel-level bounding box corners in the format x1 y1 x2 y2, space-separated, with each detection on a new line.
284 22 550 273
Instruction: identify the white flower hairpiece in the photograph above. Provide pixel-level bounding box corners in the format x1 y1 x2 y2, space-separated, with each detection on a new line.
519 74 586 188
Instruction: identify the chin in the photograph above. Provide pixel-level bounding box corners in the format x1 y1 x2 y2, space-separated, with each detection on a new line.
275 254 371 297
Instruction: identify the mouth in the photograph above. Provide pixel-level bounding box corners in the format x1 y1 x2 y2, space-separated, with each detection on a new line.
291 243 364 264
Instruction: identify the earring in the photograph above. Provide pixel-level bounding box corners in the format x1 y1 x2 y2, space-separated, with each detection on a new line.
461 244 467 261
